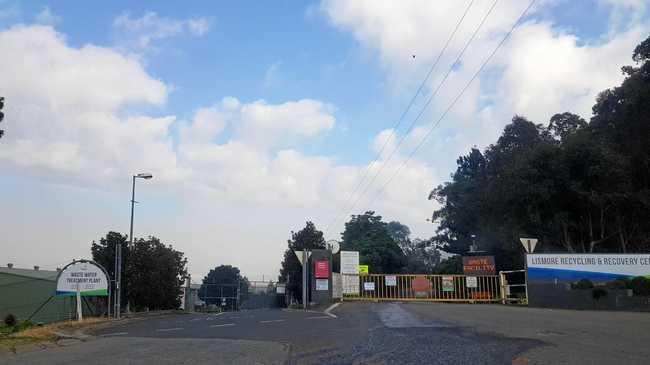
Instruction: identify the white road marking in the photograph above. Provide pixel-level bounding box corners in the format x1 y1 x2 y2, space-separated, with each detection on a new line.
259 319 285 324
156 327 183 332
324 302 340 318
100 332 128 337
190 318 201 321
210 323 235 328
305 316 332 320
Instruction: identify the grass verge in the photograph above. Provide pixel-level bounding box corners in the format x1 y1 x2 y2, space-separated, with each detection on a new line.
0 317 110 355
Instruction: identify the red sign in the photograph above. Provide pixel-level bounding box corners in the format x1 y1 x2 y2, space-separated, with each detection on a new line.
412 276 431 298
462 256 496 276
314 260 329 278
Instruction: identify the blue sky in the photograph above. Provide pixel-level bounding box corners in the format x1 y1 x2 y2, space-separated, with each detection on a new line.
1 0 649 279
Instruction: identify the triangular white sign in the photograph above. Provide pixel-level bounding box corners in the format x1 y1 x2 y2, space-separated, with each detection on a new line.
519 238 538 253
293 250 312 265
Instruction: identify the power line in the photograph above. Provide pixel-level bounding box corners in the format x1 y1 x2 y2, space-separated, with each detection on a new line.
323 0 477 238
326 0 500 238
363 0 537 213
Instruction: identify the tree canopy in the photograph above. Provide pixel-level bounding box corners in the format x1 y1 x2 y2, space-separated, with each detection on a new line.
91 232 187 311
430 35 650 270
341 212 406 273
278 221 326 303
199 265 248 307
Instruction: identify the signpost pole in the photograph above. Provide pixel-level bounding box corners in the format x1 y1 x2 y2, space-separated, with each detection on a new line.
302 249 307 310
76 284 83 322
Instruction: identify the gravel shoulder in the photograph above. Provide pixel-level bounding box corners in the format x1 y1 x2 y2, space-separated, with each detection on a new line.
401 302 650 365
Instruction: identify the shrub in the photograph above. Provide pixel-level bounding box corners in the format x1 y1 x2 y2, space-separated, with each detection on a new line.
3 314 16 327
606 279 629 290
630 277 650 296
592 288 608 300
574 278 594 289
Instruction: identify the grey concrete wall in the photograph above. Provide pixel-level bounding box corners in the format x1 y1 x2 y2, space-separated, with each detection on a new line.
309 249 332 305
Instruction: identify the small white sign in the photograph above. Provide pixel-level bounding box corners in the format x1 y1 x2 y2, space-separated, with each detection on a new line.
363 282 375 291
385 275 397 286
520 238 538 253
466 276 478 288
276 284 286 294
316 279 329 291
341 251 360 274
293 250 312 265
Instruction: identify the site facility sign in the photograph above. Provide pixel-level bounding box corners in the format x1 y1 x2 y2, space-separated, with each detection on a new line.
527 254 650 282
462 256 496 276
56 260 109 297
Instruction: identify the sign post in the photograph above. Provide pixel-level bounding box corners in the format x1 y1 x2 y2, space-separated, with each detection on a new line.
293 250 312 309
302 250 307 309
76 285 83 322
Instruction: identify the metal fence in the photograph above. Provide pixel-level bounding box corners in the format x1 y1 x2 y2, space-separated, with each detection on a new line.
499 270 528 304
341 274 501 302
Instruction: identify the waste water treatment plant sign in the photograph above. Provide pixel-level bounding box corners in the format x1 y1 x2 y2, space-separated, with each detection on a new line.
56 260 109 296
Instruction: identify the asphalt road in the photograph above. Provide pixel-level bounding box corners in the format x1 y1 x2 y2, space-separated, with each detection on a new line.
2 302 649 364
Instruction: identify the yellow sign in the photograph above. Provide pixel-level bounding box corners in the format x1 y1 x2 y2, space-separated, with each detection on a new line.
359 265 369 274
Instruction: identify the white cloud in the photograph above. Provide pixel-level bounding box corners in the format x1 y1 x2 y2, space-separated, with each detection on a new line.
187 17 212 36
0 25 173 183
262 61 283 88
0 24 438 279
113 11 212 51
320 0 650 172
35 6 60 25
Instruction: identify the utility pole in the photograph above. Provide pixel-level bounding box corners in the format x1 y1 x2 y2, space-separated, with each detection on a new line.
115 173 152 319
0 96 5 139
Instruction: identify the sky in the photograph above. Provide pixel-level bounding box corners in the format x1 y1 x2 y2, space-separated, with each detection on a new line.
1 0 649 281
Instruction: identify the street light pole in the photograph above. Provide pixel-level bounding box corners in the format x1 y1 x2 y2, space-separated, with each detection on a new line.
115 173 152 319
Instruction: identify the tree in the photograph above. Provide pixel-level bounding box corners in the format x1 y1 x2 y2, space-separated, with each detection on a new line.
199 265 248 308
278 221 326 303
126 236 187 310
341 212 405 273
400 238 441 274
548 112 587 141
91 232 187 311
429 35 650 268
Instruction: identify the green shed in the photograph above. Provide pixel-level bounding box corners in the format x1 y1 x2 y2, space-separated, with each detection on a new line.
0 264 105 324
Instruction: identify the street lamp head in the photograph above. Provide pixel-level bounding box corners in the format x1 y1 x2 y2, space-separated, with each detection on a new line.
135 173 153 179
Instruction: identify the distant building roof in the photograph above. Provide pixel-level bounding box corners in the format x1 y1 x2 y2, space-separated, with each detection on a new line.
0 267 59 281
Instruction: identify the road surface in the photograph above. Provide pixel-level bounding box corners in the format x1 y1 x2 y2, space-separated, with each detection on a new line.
1 302 649 364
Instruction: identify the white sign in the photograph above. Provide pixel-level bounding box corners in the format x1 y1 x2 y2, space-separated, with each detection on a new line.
466 276 478 288
520 238 538 253
340 251 360 274
363 282 375 291
276 284 286 294
293 250 312 265
527 254 650 282
56 260 109 297
385 275 397 286
341 251 360 295
316 279 329 291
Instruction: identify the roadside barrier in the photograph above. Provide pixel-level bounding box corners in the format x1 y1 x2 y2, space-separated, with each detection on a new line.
341 274 501 302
